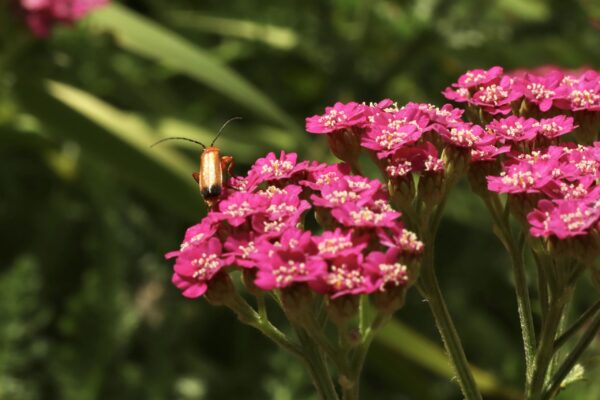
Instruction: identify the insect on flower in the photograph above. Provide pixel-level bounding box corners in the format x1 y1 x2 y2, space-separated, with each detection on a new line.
151 117 241 207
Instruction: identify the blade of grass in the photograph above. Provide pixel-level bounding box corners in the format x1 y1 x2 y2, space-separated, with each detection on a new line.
86 4 300 134
16 80 200 218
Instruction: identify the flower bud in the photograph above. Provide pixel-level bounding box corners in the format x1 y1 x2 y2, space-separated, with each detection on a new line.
327 128 362 165
388 175 415 211
205 272 236 306
242 268 263 297
371 286 407 315
281 284 314 324
327 295 359 326
442 146 470 180
467 161 500 198
418 172 445 209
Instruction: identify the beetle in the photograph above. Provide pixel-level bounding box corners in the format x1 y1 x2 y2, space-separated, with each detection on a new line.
151 117 240 207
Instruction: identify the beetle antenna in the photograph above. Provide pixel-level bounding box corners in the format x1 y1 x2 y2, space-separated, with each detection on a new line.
211 117 242 147
150 137 207 149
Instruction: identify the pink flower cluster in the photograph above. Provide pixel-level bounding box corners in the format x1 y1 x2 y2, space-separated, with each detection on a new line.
166 151 422 299
19 0 109 37
306 100 500 178
488 144 600 239
442 65 600 243
443 66 600 114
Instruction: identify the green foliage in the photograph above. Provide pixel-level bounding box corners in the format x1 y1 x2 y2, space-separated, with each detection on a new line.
1 0 600 399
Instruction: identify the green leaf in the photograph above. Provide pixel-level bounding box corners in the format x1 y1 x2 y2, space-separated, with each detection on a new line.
561 363 585 389
16 79 201 219
86 4 300 134
166 12 299 50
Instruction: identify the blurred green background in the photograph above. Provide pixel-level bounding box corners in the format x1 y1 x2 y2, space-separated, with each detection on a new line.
1 0 600 399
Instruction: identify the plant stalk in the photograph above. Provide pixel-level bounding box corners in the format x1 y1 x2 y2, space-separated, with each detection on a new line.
419 247 482 400
527 298 565 399
542 308 600 400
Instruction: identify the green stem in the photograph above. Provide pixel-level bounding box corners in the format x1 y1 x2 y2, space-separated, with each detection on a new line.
296 328 340 400
303 312 346 370
419 249 482 400
527 299 565 399
228 294 303 357
542 309 600 400
534 252 550 326
483 193 537 383
554 298 600 350
342 313 389 400
509 234 537 384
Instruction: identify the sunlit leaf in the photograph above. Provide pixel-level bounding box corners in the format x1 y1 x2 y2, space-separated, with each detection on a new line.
16 80 201 218
86 4 300 134
167 12 299 50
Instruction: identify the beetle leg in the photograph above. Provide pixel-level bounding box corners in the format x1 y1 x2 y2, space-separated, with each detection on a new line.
192 172 200 183
221 156 234 177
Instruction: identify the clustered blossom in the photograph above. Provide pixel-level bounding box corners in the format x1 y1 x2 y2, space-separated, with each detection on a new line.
440 66 600 244
18 0 109 37
306 99 503 180
443 65 600 114
488 144 600 239
168 65 600 299
166 151 422 299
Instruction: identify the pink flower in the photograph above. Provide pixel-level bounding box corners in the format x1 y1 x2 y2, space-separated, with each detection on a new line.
300 162 351 191
251 191 309 237
249 151 308 185
331 202 401 228
442 86 471 103
438 122 495 149
311 177 380 208
314 254 376 298
365 249 409 291
305 102 367 134
487 116 539 143
422 103 465 127
516 71 563 112
537 116 575 139
377 226 424 255
528 199 600 239
470 76 523 115
223 232 259 268
253 230 326 290
487 161 556 194
385 142 444 177
361 110 425 158
563 145 600 177
213 191 266 226
314 229 367 259
542 177 596 200
453 66 504 89
471 144 511 162
565 81 600 111
166 218 219 259
19 0 109 37
171 238 231 298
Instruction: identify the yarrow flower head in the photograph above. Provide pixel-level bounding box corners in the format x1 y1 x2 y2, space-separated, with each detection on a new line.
166 151 420 302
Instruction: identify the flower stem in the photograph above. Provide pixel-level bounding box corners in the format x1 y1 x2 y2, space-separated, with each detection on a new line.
483 193 537 383
419 247 482 400
554 298 600 350
542 308 600 400
508 233 537 384
527 298 565 399
227 293 303 357
295 327 341 400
